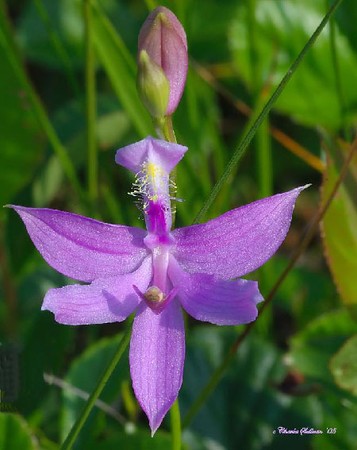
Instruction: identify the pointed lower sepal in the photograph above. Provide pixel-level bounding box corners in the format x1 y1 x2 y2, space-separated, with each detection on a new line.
130 299 185 435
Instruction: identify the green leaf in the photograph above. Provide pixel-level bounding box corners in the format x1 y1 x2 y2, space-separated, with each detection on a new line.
0 413 38 449
3 265 74 415
288 310 357 450
320 142 357 306
183 324 357 450
330 334 357 396
17 0 83 68
187 0 238 62
0 22 43 211
18 310 75 415
182 327 320 450
334 0 357 54
30 96 131 207
229 0 357 128
289 309 357 382
61 333 130 446
17 0 140 70
91 2 153 137
32 156 64 207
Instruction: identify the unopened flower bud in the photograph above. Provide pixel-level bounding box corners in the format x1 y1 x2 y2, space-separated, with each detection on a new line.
137 50 170 119
138 6 188 115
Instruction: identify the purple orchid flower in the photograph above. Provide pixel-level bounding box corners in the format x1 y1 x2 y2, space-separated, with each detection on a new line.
10 137 306 434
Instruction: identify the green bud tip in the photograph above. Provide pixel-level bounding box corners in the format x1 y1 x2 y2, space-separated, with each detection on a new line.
137 50 170 120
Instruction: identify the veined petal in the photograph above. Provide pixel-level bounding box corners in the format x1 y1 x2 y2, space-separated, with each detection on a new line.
130 298 185 435
169 257 262 325
115 136 187 174
42 257 152 325
9 206 148 282
172 186 308 279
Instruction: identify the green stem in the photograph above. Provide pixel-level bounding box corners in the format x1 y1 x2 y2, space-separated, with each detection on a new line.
60 318 133 450
193 0 344 224
247 0 259 94
257 117 272 198
144 0 157 11
163 116 177 143
84 0 98 208
170 400 181 450
183 137 357 430
326 0 349 139
255 115 273 335
0 1 84 201
247 0 273 199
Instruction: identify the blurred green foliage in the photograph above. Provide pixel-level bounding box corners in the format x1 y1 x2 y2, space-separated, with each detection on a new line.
1 0 357 449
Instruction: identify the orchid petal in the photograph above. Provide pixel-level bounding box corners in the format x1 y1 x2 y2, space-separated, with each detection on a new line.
42 257 152 325
130 299 185 435
172 186 308 279
115 136 187 174
169 257 262 325
9 206 148 282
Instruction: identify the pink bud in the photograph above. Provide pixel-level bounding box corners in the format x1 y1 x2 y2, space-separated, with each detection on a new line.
138 6 188 115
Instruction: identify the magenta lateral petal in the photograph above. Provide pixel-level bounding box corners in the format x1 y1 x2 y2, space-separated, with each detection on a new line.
172 186 308 279
169 257 262 325
9 206 148 282
42 257 152 325
130 299 185 435
115 136 187 174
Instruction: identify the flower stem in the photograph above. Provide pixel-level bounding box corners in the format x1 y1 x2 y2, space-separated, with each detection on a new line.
84 0 98 209
247 0 273 336
193 0 344 224
162 116 177 143
60 318 133 450
255 93 272 199
170 399 181 450
183 136 357 430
